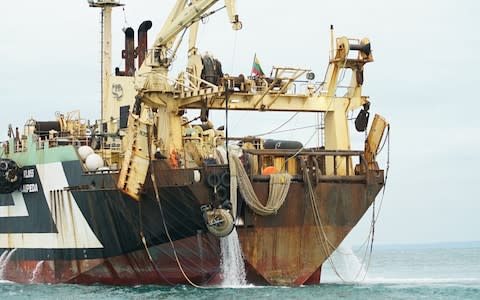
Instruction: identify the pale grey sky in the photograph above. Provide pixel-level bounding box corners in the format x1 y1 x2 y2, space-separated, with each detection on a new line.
0 0 479 245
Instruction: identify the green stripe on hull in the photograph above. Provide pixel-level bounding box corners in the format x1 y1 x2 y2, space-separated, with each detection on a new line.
0 137 79 166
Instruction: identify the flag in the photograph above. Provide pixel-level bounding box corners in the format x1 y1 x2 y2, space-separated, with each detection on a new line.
251 54 265 76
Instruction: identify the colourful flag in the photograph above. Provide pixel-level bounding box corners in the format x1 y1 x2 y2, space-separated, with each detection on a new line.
251 54 265 76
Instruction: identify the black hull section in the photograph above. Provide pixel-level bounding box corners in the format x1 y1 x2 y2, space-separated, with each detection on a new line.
0 159 223 284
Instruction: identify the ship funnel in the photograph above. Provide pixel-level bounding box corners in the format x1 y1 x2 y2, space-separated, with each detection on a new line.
116 27 136 76
137 20 153 69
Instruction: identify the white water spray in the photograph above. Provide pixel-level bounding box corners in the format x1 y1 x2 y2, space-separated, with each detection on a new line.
0 250 8 279
332 244 368 282
30 260 45 283
0 249 16 279
220 228 247 286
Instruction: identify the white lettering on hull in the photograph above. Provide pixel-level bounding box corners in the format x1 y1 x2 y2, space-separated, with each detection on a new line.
21 183 38 193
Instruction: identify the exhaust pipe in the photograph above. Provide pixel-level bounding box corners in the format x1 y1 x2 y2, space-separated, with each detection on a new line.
116 27 136 76
137 20 152 69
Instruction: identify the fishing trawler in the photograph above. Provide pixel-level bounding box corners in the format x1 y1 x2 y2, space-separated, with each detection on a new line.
0 0 388 286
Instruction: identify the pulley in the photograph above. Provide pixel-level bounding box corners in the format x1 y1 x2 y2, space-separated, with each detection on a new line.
355 103 370 132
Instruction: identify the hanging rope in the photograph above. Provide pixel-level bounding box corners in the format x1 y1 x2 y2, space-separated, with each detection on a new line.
230 154 291 216
146 124 207 289
329 124 391 282
136 184 176 285
303 164 349 282
356 124 391 279
229 153 239 219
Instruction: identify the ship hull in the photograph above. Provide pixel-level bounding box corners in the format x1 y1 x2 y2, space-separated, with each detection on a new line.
0 146 384 286
0 234 222 285
0 152 225 285
237 174 383 285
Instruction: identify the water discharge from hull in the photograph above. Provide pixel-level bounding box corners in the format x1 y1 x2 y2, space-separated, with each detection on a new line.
0 250 8 279
30 260 45 283
220 228 247 286
0 249 16 280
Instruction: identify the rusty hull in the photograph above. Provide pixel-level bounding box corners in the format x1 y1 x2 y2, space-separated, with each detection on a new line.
1 234 221 285
237 169 384 285
146 158 385 286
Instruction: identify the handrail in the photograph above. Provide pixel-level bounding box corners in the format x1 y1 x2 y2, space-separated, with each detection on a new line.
243 148 364 156
243 148 369 178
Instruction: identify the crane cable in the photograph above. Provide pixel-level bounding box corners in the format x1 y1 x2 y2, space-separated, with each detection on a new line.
254 112 299 137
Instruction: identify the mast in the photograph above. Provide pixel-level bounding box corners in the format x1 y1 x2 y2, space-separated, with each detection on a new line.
88 0 123 125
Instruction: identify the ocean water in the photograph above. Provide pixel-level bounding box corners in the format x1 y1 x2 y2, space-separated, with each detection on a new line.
0 245 479 300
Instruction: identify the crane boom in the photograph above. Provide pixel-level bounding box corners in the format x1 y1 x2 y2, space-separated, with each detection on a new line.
144 0 240 70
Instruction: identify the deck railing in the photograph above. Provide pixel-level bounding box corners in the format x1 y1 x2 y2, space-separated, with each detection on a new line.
242 148 368 183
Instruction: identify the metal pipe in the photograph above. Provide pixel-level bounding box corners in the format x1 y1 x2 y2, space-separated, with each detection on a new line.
137 20 152 69
124 27 136 76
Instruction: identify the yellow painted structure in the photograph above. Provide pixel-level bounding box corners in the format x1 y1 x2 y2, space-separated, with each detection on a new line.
89 0 387 197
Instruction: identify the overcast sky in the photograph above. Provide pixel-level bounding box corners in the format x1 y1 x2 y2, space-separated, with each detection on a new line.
1 0 479 245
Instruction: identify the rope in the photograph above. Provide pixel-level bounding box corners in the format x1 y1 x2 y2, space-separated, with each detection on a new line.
230 155 291 216
258 124 321 136
303 164 348 282
229 153 238 219
136 179 176 285
280 126 320 173
146 124 207 288
331 124 391 282
358 124 391 278
254 113 299 137
354 125 391 252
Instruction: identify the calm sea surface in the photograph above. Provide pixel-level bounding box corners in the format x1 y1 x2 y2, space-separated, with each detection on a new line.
1 245 479 299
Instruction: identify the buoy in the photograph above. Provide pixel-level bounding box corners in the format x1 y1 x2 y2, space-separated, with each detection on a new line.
85 153 104 171
78 145 94 161
262 166 279 176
